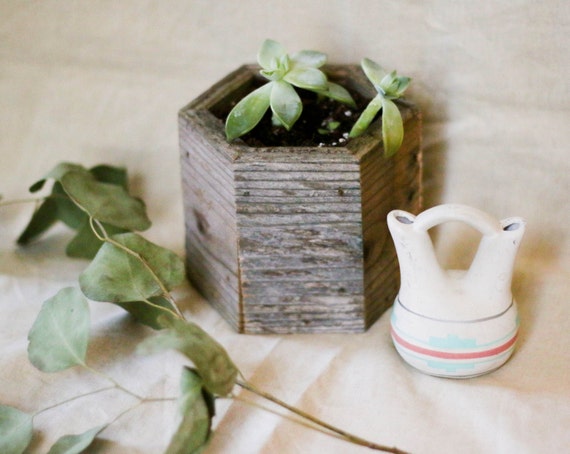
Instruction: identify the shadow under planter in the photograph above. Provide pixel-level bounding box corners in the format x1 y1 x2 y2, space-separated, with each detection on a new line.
179 64 422 334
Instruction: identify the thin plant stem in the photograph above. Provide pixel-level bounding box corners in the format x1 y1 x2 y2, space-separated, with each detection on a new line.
236 379 409 454
82 364 143 400
0 193 68 208
33 385 116 419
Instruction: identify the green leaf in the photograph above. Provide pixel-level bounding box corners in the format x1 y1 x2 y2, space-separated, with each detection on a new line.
381 98 404 157
318 82 356 107
52 182 87 230
27 287 90 372
225 83 272 141
28 163 88 193
0 406 33 454
65 219 126 259
16 197 59 245
47 425 106 454
283 67 327 91
349 95 383 138
290 50 327 68
89 164 128 190
257 39 286 69
138 317 238 396
59 171 150 232
269 81 302 130
164 368 214 454
115 296 178 330
361 58 387 89
388 76 411 98
79 233 185 303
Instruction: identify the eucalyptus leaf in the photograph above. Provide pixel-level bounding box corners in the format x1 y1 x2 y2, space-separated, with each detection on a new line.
57 164 129 232
47 425 106 454
89 164 128 189
225 83 272 141
18 161 144 262
59 171 150 232
269 80 302 130
16 197 59 245
53 182 87 230
380 98 404 157
164 368 214 454
283 67 327 90
257 39 286 69
79 232 185 303
28 162 87 193
349 95 383 138
116 296 178 330
65 219 126 259
28 287 90 372
0 405 33 454
138 317 238 396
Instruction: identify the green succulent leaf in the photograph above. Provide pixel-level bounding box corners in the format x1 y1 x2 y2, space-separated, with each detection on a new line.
349 95 383 138
283 67 327 91
380 97 404 157
225 83 272 141
47 425 106 454
0 406 33 454
318 82 356 107
389 76 411 98
115 296 178 330
59 171 150 232
290 50 327 68
257 39 286 69
269 80 302 130
79 232 185 303
28 287 90 372
361 58 387 89
138 317 238 396
164 368 214 454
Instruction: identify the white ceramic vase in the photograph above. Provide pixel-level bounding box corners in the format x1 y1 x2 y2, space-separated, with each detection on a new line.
387 204 525 378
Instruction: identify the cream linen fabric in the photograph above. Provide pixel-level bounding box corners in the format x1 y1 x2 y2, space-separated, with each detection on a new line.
1 1 569 453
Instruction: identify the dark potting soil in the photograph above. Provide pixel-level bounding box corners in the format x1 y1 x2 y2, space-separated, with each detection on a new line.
223 82 371 148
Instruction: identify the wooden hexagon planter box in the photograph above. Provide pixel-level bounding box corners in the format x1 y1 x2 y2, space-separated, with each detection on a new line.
179 64 422 334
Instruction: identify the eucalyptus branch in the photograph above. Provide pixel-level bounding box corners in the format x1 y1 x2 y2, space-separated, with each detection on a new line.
7 162 407 453
236 379 409 454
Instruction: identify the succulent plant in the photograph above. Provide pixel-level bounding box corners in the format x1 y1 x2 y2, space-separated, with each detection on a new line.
225 39 355 141
349 58 411 157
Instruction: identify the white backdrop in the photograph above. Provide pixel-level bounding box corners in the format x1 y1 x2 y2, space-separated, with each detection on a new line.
1 1 569 453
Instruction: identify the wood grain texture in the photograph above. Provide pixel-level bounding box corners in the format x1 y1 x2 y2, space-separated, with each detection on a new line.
179 65 422 334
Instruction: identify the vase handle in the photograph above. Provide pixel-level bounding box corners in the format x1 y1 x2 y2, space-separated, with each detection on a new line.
413 204 502 236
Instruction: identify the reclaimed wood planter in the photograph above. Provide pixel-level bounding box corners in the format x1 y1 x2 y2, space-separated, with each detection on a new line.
179 64 422 334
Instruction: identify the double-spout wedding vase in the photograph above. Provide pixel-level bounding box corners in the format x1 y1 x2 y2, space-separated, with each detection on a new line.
388 204 525 378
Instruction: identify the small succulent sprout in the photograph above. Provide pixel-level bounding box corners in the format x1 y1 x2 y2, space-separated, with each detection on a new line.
349 58 411 157
225 39 356 141
318 120 341 135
